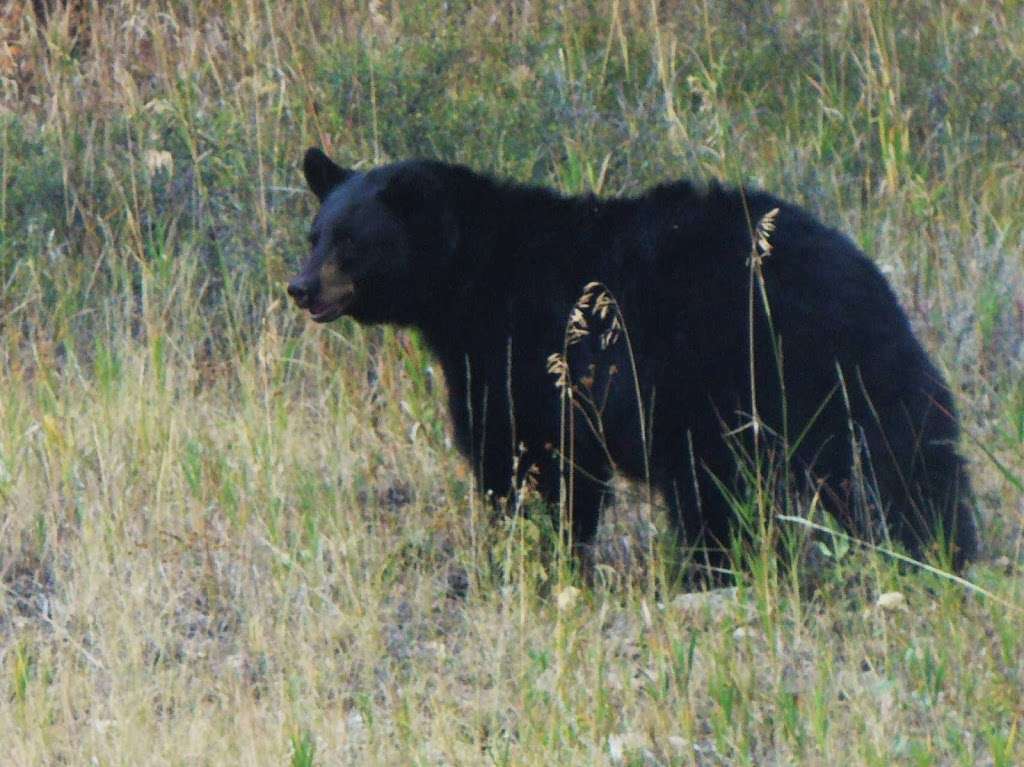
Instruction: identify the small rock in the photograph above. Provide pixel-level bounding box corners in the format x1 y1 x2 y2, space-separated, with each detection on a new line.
875 591 906 611
672 587 737 620
555 586 580 612
608 732 648 765
732 626 759 641
91 719 116 735
665 735 689 754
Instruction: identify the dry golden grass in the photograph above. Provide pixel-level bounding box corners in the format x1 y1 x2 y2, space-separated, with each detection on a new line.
1 1 1022 764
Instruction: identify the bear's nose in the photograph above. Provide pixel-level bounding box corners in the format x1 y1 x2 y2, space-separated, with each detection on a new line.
286 276 317 308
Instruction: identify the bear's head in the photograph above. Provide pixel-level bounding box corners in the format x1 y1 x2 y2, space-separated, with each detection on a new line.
288 148 457 325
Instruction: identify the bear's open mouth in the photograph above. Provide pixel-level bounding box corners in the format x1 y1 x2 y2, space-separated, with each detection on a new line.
308 285 355 323
310 304 345 323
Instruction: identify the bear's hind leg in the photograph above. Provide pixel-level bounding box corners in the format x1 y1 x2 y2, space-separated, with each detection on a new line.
860 406 978 571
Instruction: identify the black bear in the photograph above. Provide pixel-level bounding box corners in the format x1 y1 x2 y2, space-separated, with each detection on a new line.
288 148 978 573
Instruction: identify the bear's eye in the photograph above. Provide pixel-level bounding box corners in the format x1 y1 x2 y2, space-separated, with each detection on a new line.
334 232 355 253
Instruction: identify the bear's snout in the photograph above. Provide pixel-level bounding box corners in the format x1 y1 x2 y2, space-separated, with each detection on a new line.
286 275 318 308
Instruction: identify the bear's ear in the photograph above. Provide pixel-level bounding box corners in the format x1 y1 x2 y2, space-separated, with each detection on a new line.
303 148 351 201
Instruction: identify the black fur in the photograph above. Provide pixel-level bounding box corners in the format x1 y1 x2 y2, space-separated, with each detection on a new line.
290 150 978 572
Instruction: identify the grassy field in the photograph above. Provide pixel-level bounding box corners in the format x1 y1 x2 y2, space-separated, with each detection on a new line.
1 1 1022 764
